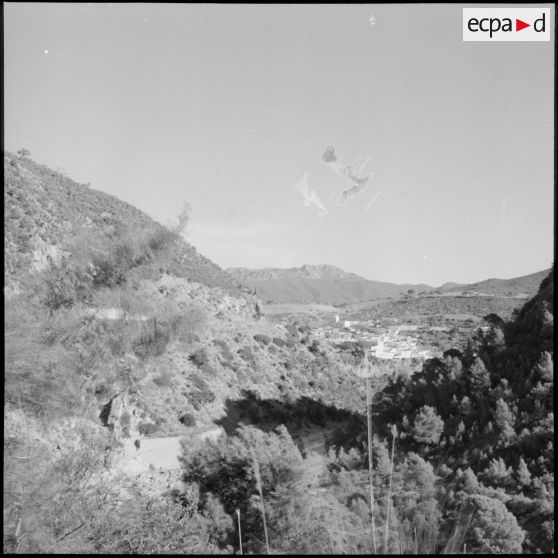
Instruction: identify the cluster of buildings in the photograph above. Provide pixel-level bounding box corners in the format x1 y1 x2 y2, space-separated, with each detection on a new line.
370 330 435 360
312 318 490 361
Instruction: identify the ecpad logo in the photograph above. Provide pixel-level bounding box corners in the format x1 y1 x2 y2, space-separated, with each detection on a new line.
463 8 551 41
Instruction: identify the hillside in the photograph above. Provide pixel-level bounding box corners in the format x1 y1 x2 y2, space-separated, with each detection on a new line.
438 269 550 297
4 152 244 297
228 264 432 304
3 153 553 554
371 265 554 553
228 264 548 305
3 154 371 552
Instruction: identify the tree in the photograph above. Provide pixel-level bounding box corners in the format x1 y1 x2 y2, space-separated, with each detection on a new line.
516 457 531 488
483 457 513 487
534 351 553 383
173 202 191 235
17 148 31 159
411 406 444 446
463 494 525 553
483 313 505 328
467 356 491 391
458 396 472 417
494 398 515 443
461 467 480 494
486 325 505 347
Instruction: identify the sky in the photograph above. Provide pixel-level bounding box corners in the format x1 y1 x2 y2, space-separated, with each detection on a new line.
4 3 554 286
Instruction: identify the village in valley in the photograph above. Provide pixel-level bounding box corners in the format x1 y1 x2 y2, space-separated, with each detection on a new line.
312 314 492 361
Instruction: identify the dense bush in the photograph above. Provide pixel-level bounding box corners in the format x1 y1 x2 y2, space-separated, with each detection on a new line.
253 334 271 345
189 387 216 410
132 320 171 360
152 370 174 388
179 412 196 427
189 348 210 367
42 261 93 311
237 346 255 364
137 422 159 436
189 372 209 391
213 339 235 366
189 347 217 377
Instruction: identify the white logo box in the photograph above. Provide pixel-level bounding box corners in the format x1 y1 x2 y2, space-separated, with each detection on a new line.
463 7 552 41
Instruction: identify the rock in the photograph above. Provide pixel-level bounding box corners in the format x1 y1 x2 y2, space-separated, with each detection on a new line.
99 393 141 439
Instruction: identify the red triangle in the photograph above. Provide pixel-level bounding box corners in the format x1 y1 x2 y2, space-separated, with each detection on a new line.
516 19 530 31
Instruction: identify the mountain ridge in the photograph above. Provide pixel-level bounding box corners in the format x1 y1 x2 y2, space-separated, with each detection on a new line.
227 264 549 304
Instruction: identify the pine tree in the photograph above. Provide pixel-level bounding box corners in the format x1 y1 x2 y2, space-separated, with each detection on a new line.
534 351 553 382
516 457 531 488
483 457 513 487
458 396 472 416
494 398 515 443
412 406 444 446
462 467 480 494
468 356 491 391
463 494 525 553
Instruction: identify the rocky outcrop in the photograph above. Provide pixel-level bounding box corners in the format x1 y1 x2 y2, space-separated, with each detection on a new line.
99 393 141 439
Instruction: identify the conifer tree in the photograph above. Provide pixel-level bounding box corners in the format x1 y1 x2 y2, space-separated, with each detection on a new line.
494 398 515 443
516 457 531 488
412 406 444 445
463 494 525 553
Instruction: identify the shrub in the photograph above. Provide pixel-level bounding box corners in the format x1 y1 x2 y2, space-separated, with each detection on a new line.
285 324 299 338
179 413 196 427
90 253 127 289
190 348 210 367
145 227 178 253
17 147 31 159
138 422 159 436
237 346 255 364
189 348 217 377
119 410 131 437
181 303 208 342
308 339 320 354
132 320 171 360
190 372 209 391
189 387 215 410
253 334 271 345
42 261 93 311
214 339 234 365
153 370 173 388
272 337 287 348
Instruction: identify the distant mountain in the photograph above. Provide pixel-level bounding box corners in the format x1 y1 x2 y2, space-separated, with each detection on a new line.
229 264 361 282
227 265 433 304
438 270 551 297
228 264 551 305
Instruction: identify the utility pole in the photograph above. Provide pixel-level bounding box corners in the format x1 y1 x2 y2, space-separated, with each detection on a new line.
384 425 396 552
251 451 270 554
236 509 243 555
366 373 377 554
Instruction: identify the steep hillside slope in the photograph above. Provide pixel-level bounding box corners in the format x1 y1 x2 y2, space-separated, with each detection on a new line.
4 154 371 553
372 266 554 553
228 264 432 304
4 152 243 296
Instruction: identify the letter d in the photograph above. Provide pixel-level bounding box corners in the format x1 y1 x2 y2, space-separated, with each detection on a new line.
534 13 546 32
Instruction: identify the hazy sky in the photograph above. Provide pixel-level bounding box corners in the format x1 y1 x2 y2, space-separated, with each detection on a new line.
4 3 554 285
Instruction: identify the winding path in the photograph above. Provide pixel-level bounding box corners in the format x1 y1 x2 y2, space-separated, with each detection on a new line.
120 428 224 473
